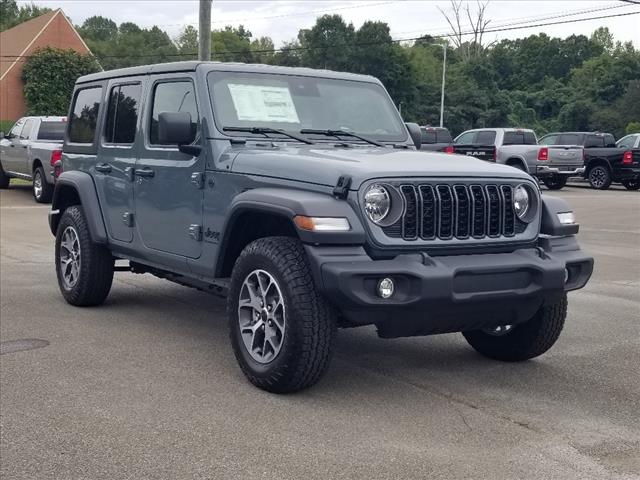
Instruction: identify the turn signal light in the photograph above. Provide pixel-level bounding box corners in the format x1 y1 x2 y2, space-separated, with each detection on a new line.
293 216 350 232
50 149 62 167
622 150 633 165
538 147 549 161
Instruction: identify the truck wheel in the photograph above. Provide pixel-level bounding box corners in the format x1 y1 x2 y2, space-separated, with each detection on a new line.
228 236 336 393
542 176 568 190
32 166 53 203
0 164 9 189
621 179 640 191
588 165 611 190
55 205 114 306
462 295 567 362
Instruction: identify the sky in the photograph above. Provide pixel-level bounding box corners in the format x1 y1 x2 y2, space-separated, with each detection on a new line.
18 0 640 47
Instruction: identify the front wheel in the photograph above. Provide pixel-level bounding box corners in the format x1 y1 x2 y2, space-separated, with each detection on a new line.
542 176 568 190
32 166 53 203
228 237 336 393
588 165 611 190
621 179 640 191
55 205 114 306
462 295 567 361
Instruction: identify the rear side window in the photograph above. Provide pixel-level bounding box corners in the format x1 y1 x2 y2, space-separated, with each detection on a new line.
475 131 496 145
454 131 476 144
149 81 199 145
104 83 142 145
437 130 452 143
603 134 616 148
584 135 604 148
37 122 66 141
68 87 102 144
539 134 558 145
503 131 536 145
421 129 436 144
557 133 581 145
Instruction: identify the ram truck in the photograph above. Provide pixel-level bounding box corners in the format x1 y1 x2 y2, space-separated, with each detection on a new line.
49 62 593 393
0 116 65 202
451 128 584 190
539 132 640 190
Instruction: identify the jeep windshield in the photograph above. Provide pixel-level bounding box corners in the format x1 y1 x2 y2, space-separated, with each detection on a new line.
208 71 407 143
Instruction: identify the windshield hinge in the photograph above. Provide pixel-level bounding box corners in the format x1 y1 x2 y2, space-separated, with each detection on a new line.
333 175 352 199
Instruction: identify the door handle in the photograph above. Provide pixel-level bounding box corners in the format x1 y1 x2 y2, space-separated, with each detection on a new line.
134 168 155 178
22 145 28 149
95 163 112 173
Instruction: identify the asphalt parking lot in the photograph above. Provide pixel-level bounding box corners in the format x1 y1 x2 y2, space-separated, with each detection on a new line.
1 182 639 480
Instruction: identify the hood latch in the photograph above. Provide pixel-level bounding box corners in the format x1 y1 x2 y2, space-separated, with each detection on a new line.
333 175 352 199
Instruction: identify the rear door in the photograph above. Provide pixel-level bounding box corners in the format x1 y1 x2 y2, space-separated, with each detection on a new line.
134 75 204 259
93 80 144 243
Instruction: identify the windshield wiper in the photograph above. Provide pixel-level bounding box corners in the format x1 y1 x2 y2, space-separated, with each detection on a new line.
300 129 385 147
223 126 314 145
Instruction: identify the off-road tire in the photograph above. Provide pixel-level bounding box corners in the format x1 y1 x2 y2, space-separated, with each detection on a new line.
588 165 612 190
462 295 567 362
228 236 336 393
32 166 53 203
0 164 9 189
542 176 568 190
55 205 114 306
621 179 640 191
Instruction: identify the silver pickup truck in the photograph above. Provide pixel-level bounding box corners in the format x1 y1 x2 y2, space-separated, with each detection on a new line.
451 128 584 190
0 116 66 202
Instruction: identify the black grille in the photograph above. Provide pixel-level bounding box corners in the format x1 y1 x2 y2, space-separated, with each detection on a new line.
383 183 523 241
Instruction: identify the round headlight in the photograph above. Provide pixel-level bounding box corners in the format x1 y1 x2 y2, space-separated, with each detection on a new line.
513 184 531 221
364 184 391 224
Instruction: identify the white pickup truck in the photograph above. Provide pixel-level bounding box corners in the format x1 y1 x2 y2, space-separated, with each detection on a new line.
0 116 66 202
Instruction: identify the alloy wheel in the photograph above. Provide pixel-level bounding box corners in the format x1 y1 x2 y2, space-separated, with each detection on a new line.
33 171 43 199
237 269 286 364
59 226 81 289
590 167 607 188
482 324 514 336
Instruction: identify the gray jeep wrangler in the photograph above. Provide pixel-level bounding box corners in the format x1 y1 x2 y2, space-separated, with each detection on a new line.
49 62 593 393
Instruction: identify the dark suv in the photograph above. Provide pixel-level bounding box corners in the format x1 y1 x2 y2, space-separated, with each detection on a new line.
49 62 593 393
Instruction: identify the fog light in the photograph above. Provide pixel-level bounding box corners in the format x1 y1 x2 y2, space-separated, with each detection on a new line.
377 278 395 299
557 212 576 225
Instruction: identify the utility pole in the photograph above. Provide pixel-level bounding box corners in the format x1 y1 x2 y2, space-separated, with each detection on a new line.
199 0 212 61
431 41 448 128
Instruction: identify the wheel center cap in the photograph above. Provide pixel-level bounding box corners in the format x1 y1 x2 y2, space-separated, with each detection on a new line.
261 309 269 321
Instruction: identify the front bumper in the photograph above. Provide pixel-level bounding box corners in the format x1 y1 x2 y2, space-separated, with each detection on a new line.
305 236 593 337
537 165 585 177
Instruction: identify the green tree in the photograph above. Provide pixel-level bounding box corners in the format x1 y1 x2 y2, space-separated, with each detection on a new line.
1 0 51 31
175 25 198 57
21 47 100 115
298 15 355 70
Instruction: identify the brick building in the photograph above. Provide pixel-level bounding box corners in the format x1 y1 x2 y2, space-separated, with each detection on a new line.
0 9 91 121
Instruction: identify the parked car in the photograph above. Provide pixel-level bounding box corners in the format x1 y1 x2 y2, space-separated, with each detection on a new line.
49 62 593 393
539 132 640 190
616 133 640 149
451 128 584 190
0 116 65 202
419 126 453 151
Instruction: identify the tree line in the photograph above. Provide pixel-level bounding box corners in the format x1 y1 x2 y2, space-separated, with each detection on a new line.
3 1 639 137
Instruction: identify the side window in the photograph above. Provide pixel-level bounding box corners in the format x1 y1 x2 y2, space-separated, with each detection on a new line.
20 119 36 139
104 83 142 145
539 134 558 145
149 81 199 145
438 130 452 143
8 119 25 139
557 134 581 145
584 135 604 148
454 131 476 144
475 130 496 145
421 129 436 144
68 87 103 144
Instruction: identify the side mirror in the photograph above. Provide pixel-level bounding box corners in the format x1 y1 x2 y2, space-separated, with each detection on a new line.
405 122 422 149
158 112 193 145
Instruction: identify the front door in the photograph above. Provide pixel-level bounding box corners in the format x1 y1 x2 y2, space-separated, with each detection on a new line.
134 76 204 259
92 81 143 243
1 118 26 173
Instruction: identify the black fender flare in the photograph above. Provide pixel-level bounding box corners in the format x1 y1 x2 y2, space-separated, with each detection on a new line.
48 171 108 244
540 195 579 236
216 187 366 269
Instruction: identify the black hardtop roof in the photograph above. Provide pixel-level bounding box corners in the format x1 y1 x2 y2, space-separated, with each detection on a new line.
76 61 380 85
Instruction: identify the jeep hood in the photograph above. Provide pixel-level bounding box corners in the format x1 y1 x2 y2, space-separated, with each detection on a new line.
230 145 530 189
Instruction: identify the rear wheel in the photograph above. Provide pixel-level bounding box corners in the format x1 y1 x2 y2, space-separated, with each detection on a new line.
32 166 53 203
55 205 114 306
621 179 640 191
228 236 336 393
542 176 568 190
462 295 567 361
0 164 9 189
588 165 611 190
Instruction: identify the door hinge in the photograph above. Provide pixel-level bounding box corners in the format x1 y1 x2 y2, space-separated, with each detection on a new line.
189 224 203 241
333 175 352 199
191 172 205 189
123 212 134 226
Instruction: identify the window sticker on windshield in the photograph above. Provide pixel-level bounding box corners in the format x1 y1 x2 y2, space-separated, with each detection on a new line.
228 84 300 123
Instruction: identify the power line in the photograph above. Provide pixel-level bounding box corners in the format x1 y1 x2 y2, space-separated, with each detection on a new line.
1 8 638 60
